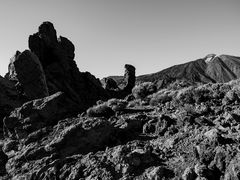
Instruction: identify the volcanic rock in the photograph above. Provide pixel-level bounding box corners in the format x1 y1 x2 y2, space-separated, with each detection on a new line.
104 64 136 99
102 77 119 90
13 50 49 100
0 148 8 176
28 22 111 108
182 167 197 180
3 92 79 140
0 75 24 130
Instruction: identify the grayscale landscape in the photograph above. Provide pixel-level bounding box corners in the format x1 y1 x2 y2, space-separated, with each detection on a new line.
0 1 240 179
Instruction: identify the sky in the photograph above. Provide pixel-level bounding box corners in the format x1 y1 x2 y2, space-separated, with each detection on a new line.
0 0 240 78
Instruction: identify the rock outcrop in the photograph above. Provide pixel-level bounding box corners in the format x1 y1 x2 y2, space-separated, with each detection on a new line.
0 76 24 131
0 21 137 178
3 92 79 140
5 21 135 114
13 50 49 100
102 77 119 90
28 21 110 108
104 64 136 98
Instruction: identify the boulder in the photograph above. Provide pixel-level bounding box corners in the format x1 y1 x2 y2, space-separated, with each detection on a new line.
13 50 49 100
103 77 119 90
3 92 79 140
224 153 240 179
5 22 135 114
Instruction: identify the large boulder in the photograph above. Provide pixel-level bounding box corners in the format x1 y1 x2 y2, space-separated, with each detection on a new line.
3 92 79 140
13 50 49 100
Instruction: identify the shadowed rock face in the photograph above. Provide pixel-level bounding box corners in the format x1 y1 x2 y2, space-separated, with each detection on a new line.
103 64 136 99
13 50 49 100
5 21 135 113
123 64 136 93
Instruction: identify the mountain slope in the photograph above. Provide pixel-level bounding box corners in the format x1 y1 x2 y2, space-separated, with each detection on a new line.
107 54 240 87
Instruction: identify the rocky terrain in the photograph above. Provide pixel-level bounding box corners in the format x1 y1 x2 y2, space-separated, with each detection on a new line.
0 22 240 180
106 54 240 89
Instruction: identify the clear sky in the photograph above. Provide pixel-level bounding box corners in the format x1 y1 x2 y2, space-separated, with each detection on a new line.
0 0 240 78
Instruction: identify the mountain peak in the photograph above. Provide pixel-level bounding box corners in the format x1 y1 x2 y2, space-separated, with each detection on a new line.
204 53 218 63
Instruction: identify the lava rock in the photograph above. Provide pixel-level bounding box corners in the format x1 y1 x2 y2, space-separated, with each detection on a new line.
3 92 79 139
13 50 49 100
103 77 119 90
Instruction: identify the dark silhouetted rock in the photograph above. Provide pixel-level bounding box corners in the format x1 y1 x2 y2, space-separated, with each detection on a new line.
4 22 135 120
13 50 49 100
0 148 8 176
105 64 136 99
0 76 24 131
123 64 136 93
102 77 119 90
28 21 113 110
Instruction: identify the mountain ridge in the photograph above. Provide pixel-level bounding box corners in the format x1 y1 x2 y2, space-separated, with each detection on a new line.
105 54 240 87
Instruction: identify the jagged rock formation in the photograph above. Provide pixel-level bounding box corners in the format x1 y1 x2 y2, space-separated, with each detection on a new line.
102 77 119 90
27 21 110 109
5 22 135 113
103 64 136 98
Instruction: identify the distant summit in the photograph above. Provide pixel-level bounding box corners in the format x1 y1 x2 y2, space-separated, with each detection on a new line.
106 54 240 88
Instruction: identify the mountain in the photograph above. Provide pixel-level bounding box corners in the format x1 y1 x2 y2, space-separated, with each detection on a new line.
106 54 240 87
